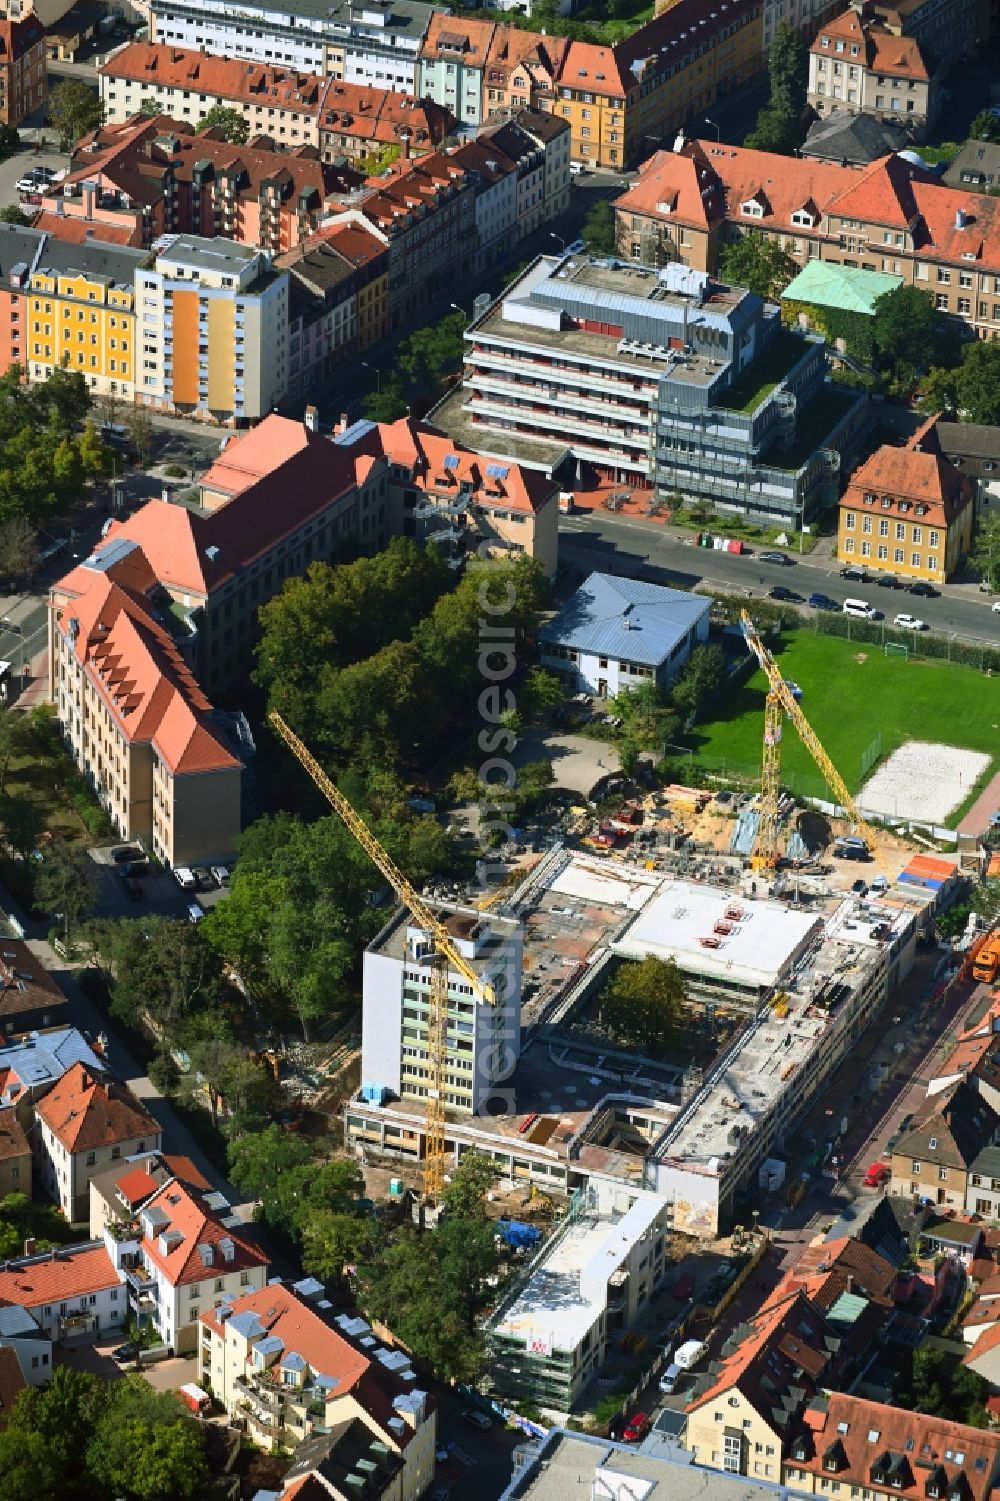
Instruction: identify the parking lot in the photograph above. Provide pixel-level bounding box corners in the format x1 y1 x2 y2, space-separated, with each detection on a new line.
89 844 230 922
0 144 71 216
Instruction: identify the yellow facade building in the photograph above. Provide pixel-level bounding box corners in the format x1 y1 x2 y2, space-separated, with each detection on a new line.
838 417 975 585
19 237 147 397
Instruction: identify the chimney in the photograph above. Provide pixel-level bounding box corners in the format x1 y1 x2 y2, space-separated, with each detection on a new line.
82 180 95 222
304 404 319 433
23 1237 34 1257
335 411 350 435
400 127 412 161
956 208 967 230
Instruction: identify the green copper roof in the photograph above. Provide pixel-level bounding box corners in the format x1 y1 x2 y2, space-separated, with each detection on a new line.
781 259 903 316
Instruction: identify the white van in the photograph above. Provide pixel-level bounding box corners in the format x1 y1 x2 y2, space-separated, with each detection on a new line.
842 598 876 619
674 1338 709 1370
569 160 586 176
659 1363 682 1394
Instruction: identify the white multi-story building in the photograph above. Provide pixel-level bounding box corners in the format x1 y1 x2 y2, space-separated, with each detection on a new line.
33 1061 161 1223
199 1280 436 1499
148 0 436 90
362 904 522 1116
103 1177 269 1353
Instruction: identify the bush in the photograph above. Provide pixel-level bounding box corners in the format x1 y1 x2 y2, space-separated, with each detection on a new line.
148 1052 180 1094
162 463 187 478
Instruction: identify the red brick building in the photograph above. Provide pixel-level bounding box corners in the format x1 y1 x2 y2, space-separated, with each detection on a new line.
0 16 46 128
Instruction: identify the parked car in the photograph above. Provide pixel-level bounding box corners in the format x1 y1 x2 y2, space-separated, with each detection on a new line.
863 1162 890 1188
186 902 204 924
851 879 868 895
907 581 939 597
190 866 214 891
659 1363 683 1395
893 613 927 631
993 602 1000 614
111 1340 141 1363
840 565 868 582
768 585 801 602
875 574 902 589
123 860 148 879
173 866 197 890
121 877 143 902
462 1410 492 1431
112 845 142 864
674 1339 709 1370
210 864 230 886
759 550 793 566
808 592 839 611
623 1412 650 1443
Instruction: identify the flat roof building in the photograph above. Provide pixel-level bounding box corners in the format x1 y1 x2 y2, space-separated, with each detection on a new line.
457 254 865 527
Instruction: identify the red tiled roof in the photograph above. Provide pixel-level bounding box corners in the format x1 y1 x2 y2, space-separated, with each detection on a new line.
792 1391 1000 1501
201 415 311 500
101 44 326 114
114 1166 160 1207
421 11 496 62
32 213 142 247
842 415 972 528
0 1345 25 1429
34 1061 159 1154
0 1108 28 1164
686 1290 833 1418
373 416 557 514
775 1235 898 1312
0 1245 120 1308
810 9 930 81
52 562 239 776
140 1180 267 1288
202 1283 370 1390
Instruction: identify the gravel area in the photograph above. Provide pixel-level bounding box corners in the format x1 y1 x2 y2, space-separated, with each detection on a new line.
859 740 991 825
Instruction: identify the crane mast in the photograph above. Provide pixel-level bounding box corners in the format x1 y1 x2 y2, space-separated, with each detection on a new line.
739 612 887 874
268 711 495 1202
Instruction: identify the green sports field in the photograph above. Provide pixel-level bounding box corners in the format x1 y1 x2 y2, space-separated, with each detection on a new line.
684 630 1000 812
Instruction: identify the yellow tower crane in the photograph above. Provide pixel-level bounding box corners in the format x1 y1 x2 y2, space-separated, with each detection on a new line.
269 711 495 1203
740 611 887 875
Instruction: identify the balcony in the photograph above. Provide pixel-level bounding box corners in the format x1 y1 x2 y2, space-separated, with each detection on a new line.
235 1372 284 1412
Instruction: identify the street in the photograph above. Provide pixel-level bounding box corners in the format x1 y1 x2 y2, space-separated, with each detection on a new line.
558 509 1000 646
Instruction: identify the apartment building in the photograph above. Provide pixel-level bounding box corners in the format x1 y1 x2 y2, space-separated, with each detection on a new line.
448 138 518 276
102 1177 268 1353
488 1185 671 1408
762 0 842 51
889 1081 1000 1206
362 902 522 1116
49 538 245 867
316 85 452 165
88 1149 210 1239
0 224 146 396
135 234 288 423
339 150 475 328
277 221 390 395
838 416 975 582
866 0 976 70
148 0 436 91
781 1395 1000 1501
33 1062 161 1223
475 114 545 240
460 255 867 528
614 141 1000 342
483 27 568 121
0 1110 30 1200
553 0 762 171
0 1027 107 1133
417 11 496 125
0 1243 125 1346
0 939 69 1038
199 1281 436 1500
0 15 46 127
807 7 937 141
39 115 360 253
496 106 572 224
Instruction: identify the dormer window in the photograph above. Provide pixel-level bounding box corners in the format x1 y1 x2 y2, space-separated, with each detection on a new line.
929 1136 937 1149
741 199 764 218
792 209 815 227
821 35 829 45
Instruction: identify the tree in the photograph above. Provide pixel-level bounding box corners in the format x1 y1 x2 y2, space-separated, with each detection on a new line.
719 231 798 300
601 955 686 1055
0 703 31 792
0 514 37 584
0 204 29 226
953 340 1000 425
125 403 155 467
443 1148 498 1220
970 109 1000 144
87 1375 208 1500
519 667 564 720
671 643 726 720
0 125 18 162
746 22 807 154
358 142 401 174
91 915 221 1032
870 284 937 389
918 364 958 417
49 79 104 150
33 839 98 941
197 105 250 144
972 879 1000 928
971 512 1000 591
582 198 616 255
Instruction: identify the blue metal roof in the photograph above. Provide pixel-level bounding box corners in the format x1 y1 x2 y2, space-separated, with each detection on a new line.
540 573 710 667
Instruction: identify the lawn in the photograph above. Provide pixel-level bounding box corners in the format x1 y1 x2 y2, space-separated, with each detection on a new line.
716 329 810 415
683 630 999 814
